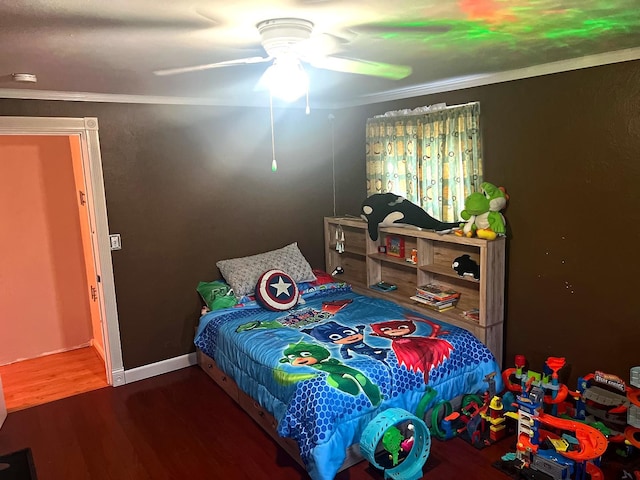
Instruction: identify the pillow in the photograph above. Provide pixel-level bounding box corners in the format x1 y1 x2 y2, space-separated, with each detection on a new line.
216 242 316 299
255 270 299 311
196 280 237 311
310 269 335 285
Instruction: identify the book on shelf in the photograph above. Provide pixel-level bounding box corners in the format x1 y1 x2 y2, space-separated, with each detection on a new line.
385 236 405 258
461 308 480 321
413 295 457 307
415 284 461 302
409 295 458 311
370 281 398 293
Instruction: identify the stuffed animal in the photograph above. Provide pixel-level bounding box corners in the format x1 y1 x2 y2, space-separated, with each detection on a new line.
452 254 480 280
455 182 508 240
361 193 460 241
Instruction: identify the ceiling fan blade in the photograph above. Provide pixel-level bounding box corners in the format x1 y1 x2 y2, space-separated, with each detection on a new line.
350 22 453 35
153 56 270 76
307 56 412 80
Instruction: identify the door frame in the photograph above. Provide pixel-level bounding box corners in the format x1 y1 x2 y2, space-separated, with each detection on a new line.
0 116 124 386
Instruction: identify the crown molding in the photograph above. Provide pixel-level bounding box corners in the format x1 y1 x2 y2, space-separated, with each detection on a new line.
0 89 270 108
0 47 638 109
334 47 640 108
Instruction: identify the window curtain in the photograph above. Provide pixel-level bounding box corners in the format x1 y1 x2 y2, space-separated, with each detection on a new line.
365 102 483 222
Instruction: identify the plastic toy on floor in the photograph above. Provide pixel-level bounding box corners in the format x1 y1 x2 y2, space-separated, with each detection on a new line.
429 372 515 449
574 366 640 459
360 408 431 480
502 355 574 417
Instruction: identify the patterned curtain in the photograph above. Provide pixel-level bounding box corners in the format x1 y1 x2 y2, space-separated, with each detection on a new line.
365 102 483 222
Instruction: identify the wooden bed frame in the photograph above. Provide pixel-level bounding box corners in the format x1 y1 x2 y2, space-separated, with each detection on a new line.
196 349 364 472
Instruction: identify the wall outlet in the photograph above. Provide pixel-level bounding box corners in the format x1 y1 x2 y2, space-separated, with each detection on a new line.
109 234 122 250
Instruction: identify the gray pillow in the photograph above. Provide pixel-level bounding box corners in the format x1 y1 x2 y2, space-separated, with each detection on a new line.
217 243 316 299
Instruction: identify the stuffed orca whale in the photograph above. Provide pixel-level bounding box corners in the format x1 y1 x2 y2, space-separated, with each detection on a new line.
361 193 459 241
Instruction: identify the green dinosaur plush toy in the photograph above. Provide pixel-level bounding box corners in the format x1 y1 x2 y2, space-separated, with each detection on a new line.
455 182 508 240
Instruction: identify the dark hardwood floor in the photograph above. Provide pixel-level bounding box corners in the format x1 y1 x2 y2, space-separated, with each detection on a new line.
2 365 626 480
0 365 513 479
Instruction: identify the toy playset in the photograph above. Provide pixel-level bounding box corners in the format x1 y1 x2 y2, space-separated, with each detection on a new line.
409 354 640 480
497 356 640 479
426 371 515 448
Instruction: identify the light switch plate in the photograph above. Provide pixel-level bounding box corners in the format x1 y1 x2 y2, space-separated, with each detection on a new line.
109 234 122 250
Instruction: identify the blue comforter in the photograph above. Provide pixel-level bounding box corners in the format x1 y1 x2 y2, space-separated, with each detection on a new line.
195 284 502 480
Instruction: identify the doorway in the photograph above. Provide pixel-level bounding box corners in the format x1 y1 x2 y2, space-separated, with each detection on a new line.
0 117 124 411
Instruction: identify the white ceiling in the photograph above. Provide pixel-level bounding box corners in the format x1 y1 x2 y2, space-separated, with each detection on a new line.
1 0 639 108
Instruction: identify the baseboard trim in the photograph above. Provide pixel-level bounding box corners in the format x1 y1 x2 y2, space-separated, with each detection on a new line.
91 339 106 362
123 352 197 384
111 368 125 387
0 342 92 367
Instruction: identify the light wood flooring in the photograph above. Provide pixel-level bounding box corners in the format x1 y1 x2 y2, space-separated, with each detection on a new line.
0 346 109 412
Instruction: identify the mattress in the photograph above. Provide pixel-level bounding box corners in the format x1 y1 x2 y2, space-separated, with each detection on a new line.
194 283 502 480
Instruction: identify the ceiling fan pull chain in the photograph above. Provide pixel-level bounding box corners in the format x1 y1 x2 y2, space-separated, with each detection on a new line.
270 92 277 172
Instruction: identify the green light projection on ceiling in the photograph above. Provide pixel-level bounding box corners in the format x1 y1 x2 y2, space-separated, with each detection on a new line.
361 0 640 52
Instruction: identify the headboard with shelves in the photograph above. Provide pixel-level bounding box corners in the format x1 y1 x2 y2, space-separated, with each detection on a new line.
324 216 506 365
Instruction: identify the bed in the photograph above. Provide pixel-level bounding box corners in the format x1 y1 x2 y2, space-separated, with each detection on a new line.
194 248 503 480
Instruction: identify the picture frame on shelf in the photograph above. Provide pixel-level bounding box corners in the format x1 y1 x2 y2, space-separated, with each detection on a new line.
385 236 405 258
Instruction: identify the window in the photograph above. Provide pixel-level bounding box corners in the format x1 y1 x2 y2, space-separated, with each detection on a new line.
365 102 483 222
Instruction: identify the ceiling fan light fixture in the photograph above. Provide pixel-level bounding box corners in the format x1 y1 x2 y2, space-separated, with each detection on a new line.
257 18 313 58
12 73 37 83
264 56 309 103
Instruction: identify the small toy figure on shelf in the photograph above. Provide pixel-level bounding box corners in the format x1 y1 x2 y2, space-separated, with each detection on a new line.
452 254 480 280
405 248 418 264
335 225 345 253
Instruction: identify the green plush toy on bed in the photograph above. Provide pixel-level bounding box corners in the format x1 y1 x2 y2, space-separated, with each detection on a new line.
455 182 508 240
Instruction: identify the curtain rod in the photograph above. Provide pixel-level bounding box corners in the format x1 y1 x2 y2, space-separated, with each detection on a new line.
372 101 479 119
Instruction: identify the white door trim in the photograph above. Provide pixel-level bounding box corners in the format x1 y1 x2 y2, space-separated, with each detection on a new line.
0 374 6 428
0 116 124 386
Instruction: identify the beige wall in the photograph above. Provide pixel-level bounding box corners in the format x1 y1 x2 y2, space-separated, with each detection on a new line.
0 135 92 365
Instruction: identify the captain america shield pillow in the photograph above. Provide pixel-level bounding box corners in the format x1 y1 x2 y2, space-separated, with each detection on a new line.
255 269 299 311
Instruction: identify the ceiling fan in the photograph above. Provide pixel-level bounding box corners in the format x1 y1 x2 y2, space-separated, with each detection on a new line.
153 18 412 85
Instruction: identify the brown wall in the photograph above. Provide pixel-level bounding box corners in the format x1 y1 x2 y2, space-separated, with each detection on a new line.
335 59 640 386
1 58 638 384
0 101 336 369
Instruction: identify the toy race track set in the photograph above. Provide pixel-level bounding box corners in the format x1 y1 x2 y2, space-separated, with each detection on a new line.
492 356 640 480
